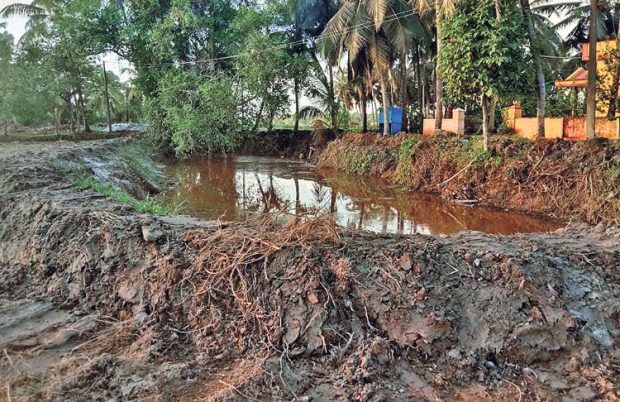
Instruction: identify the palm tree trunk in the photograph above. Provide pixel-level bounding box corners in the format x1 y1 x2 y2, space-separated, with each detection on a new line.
400 53 409 133
482 94 489 151
360 88 368 133
520 0 546 139
380 72 390 136
328 64 338 131
55 107 60 134
607 22 620 119
267 108 275 133
586 0 598 140
330 189 337 214
294 76 300 133
294 177 300 214
494 0 501 20
415 43 423 132
434 2 443 133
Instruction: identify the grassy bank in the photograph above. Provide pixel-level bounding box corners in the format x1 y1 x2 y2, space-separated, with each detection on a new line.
75 175 178 215
317 133 620 225
73 141 180 216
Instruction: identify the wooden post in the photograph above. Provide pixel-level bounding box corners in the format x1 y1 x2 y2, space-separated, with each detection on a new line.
102 61 112 134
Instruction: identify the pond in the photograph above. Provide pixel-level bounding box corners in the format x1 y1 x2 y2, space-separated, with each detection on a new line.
159 156 563 235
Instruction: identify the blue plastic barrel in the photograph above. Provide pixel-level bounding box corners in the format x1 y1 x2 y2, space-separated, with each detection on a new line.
378 107 404 135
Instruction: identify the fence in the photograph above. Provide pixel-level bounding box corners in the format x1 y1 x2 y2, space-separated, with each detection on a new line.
504 103 620 141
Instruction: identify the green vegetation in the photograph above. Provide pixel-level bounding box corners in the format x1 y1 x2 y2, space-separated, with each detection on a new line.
117 142 166 190
0 0 617 151
75 175 178 215
397 137 419 181
440 0 527 150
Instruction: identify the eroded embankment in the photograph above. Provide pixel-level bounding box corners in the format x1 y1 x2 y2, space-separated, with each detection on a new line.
0 139 619 401
317 133 620 225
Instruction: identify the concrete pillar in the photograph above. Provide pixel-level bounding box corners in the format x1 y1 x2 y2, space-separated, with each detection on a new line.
504 102 522 131
453 108 465 135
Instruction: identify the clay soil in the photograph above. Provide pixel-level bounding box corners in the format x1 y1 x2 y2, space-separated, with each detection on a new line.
0 139 619 401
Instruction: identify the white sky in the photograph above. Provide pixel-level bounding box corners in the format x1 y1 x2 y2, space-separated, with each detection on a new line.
0 0 132 80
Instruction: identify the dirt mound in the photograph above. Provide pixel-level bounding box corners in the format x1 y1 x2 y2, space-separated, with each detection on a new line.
0 139 619 400
317 133 620 225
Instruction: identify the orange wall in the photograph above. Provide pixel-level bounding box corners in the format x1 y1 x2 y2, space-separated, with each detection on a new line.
514 118 564 140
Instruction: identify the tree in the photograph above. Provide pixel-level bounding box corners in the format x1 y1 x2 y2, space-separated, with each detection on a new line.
586 0 597 139
234 6 293 133
0 31 14 135
521 0 547 138
550 0 617 52
298 58 345 131
322 0 417 136
440 0 527 150
411 0 455 133
153 70 248 156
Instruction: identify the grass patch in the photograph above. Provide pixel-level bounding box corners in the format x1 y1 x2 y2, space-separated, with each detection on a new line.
118 142 165 190
76 175 180 215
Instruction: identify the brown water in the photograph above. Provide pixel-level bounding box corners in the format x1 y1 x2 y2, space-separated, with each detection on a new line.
160 156 563 235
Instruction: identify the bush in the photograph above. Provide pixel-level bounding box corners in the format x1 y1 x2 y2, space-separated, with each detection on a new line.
147 70 250 156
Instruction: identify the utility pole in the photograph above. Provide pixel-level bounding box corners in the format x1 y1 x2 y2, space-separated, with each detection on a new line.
586 0 598 140
102 61 112 134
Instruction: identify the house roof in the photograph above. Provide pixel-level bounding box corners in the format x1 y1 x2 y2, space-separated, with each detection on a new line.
555 67 588 88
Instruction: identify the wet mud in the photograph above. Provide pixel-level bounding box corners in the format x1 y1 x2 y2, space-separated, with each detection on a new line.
0 139 618 401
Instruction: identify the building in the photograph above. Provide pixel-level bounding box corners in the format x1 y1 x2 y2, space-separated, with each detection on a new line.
506 40 620 141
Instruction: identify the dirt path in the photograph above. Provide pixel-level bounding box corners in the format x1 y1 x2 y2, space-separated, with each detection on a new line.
0 139 618 401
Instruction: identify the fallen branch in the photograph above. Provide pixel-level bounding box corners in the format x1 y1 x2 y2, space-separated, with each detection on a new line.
438 159 475 189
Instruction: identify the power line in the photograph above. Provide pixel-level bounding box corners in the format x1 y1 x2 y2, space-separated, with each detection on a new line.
137 8 418 69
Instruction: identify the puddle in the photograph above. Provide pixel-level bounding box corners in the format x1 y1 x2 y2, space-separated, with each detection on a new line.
159 156 563 235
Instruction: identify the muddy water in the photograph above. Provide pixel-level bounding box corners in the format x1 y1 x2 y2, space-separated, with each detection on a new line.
160 156 562 235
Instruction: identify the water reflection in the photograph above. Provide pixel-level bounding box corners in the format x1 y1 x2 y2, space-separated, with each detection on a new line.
160 156 562 235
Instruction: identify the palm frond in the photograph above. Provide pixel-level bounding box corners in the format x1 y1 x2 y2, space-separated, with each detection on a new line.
298 105 327 120
367 0 388 30
0 3 46 18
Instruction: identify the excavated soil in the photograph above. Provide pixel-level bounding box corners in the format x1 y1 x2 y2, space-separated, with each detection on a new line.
317 133 620 225
0 139 619 401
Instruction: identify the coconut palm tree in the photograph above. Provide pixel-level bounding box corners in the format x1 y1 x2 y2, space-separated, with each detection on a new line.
322 0 417 136
521 0 548 138
410 0 455 133
549 0 617 51
0 0 49 19
298 57 343 131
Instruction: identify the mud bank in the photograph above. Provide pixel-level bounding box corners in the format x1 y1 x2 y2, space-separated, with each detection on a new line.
1 139 619 400
235 129 337 158
317 133 620 225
